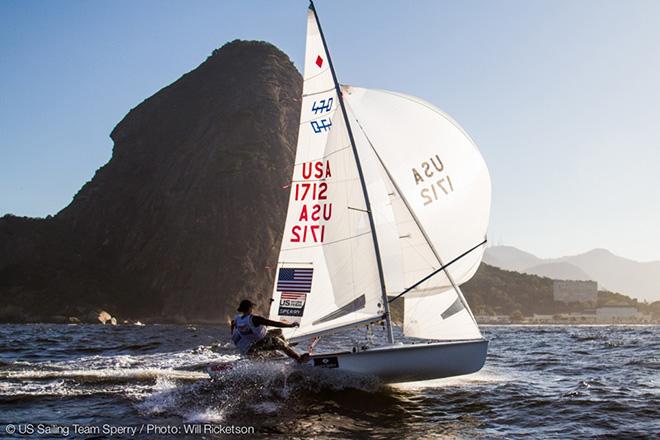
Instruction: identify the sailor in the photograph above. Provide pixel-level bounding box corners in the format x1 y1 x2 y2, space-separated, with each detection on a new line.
230 299 310 363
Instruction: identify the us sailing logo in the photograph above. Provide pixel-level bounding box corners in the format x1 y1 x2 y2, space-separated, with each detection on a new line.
277 268 313 317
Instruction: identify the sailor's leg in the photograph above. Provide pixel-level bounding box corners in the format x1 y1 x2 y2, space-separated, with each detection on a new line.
267 329 283 338
273 337 308 363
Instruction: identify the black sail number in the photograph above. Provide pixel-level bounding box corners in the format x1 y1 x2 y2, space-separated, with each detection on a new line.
412 155 454 206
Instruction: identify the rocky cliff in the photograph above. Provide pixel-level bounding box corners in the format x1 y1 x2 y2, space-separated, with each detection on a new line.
0 40 302 323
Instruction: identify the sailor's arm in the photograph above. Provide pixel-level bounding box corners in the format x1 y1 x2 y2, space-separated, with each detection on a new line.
252 315 299 328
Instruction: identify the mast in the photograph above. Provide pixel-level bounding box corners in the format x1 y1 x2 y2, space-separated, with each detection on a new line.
308 1 394 343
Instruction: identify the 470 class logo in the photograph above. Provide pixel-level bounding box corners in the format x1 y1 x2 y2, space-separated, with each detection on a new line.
310 97 333 133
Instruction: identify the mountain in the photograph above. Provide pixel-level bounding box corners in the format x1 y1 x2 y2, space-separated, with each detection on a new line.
460 263 660 319
461 263 554 316
1 40 656 324
484 246 660 302
524 262 592 281
0 40 302 323
483 246 542 272
555 249 660 303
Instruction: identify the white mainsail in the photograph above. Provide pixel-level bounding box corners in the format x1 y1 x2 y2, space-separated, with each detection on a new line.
268 9 386 343
343 86 491 341
270 5 490 344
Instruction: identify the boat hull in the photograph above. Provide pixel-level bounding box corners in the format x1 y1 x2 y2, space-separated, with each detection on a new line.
308 339 488 383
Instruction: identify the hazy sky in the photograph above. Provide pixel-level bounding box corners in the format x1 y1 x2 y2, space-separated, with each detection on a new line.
1 0 659 262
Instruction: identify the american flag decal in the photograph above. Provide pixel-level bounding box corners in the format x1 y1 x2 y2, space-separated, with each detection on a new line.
277 268 313 293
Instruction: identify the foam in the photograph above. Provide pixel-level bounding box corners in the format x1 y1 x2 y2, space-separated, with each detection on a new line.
393 366 510 390
0 368 207 382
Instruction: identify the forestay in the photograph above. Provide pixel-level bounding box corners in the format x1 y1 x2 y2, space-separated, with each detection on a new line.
343 86 491 340
268 10 385 343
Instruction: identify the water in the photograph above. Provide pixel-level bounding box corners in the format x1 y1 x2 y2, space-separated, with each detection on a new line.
1 324 658 439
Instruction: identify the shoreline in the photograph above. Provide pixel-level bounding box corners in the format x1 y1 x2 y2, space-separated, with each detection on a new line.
0 321 657 327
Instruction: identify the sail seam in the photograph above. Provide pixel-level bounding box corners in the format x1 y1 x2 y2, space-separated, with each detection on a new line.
299 113 337 125
292 145 351 165
303 87 336 97
303 67 331 82
362 88 481 153
290 176 360 184
281 231 371 251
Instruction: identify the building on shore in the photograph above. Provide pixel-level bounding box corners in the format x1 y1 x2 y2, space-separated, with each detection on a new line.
553 280 598 304
596 305 642 321
531 314 555 323
475 315 511 324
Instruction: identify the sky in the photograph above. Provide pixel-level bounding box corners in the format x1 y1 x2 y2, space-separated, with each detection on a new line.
1 0 659 262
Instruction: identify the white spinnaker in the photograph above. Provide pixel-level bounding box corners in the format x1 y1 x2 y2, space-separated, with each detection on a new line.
344 86 490 340
268 10 383 343
343 86 490 285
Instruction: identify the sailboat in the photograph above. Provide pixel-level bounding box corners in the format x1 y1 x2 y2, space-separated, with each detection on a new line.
224 2 491 384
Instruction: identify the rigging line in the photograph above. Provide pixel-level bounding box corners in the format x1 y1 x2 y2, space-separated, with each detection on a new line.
309 0 394 343
388 238 488 304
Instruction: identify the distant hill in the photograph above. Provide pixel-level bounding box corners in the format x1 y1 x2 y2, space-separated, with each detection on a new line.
483 246 541 272
461 263 554 316
461 263 660 319
484 246 660 302
554 249 660 303
524 262 592 281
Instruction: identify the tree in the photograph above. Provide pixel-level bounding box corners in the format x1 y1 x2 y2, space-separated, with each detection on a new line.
510 310 524 322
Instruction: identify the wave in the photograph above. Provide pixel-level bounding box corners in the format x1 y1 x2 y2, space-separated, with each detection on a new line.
0 368 207 383
1 324 658 438
129 356 388 424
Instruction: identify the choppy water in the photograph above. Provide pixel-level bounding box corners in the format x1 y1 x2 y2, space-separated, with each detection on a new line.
0 324 658 439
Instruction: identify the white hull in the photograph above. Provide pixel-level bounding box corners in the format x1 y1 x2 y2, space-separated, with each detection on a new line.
307 338 488 383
